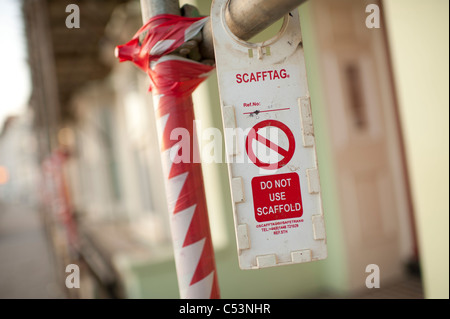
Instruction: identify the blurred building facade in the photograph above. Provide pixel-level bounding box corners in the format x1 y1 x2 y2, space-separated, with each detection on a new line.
19 0 448 299
0 112 40 205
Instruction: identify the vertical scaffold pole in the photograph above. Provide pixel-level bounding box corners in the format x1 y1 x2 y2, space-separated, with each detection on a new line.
138 0 220 299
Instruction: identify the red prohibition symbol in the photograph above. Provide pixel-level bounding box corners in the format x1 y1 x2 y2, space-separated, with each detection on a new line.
245 120 296 170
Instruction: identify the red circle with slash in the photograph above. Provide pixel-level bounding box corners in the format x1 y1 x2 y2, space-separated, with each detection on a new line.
245 120 296 170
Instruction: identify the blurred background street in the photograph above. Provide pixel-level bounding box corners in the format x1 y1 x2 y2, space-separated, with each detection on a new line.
0 201 64 298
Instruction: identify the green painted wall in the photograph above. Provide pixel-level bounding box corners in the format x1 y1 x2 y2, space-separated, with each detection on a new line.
297 3 349 294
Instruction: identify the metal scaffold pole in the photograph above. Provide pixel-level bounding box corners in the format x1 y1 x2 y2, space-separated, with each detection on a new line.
140 0 308 60
138 0 220 299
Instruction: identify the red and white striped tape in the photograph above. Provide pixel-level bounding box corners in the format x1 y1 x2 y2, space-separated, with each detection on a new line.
116 15 219 299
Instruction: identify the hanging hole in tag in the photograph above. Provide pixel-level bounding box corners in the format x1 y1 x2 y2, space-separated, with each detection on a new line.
247 18 285 44
221 0 290 48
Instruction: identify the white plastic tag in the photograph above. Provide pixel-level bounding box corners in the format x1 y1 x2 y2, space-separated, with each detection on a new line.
211 0 327 269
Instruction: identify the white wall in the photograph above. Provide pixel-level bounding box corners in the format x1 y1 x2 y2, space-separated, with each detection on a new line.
384 0 449 299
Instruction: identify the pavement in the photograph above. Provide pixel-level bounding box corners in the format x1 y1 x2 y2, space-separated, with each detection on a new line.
0 201 65 299
0 200 424 299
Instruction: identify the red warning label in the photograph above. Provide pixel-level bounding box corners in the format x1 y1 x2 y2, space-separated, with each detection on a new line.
251 172 303 222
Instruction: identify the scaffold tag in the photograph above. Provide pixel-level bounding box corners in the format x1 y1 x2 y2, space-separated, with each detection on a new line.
211 0 327 269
